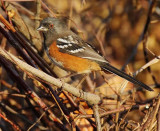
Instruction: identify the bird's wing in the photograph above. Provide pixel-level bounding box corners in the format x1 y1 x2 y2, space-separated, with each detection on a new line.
56 35 108 63
56 35 153 91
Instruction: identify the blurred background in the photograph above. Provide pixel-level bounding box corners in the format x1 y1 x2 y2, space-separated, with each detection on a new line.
0 0 160 130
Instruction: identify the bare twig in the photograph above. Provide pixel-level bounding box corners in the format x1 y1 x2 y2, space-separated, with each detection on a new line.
142 29 159 86
10 2 34 16
115 96 120 131
0 47 101 105
93 104 101 131
0 54 63 125
78 103 152 119
141 94 160 130
40 0 56 17
158 106 160 131
148 94 160 130
0 112 21 131
27 108 48 131
68 0 73 29
133 56 160 77
0 102 47 130
35 0 41 29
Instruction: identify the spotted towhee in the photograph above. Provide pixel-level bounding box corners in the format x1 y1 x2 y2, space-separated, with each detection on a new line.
37 17 153 91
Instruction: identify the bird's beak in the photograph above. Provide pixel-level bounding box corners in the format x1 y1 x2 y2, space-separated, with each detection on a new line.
37 25 48 31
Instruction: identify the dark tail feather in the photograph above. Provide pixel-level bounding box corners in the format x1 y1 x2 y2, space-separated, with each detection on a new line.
101 63 153 91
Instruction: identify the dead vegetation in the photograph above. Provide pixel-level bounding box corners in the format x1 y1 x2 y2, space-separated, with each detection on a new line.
0 0 159 131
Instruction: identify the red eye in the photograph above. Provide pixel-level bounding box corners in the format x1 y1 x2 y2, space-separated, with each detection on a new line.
49 24 54 28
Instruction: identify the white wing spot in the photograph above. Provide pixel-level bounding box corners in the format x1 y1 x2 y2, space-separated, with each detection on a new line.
57 38 70 43
58 36 78 44
69 48 85 53
57 44 69 49
68 43 72 46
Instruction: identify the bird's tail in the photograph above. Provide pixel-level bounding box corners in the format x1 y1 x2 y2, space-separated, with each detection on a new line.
100 63 153 91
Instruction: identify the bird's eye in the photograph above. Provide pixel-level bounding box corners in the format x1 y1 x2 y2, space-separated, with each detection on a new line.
49 24 54 28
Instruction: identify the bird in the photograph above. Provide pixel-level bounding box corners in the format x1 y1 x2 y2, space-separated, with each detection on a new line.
37 17 153 91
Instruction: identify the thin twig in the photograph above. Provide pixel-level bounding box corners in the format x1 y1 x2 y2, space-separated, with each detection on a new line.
0 112 21 131
157 106 160 131
27 107 48 131
68 0 73 29
0 102 47 130
148 94 160 130
35 0 41 29
40 0 56 17
93 104 101 131
133 56 160 77
115 96 120 131
78 103 152 119
141 94 160 130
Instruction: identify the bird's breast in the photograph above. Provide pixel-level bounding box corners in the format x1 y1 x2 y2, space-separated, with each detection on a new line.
48 41 101 73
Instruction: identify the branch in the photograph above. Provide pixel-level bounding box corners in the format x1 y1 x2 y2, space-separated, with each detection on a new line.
133 56 160 77
93 104 101 131
0 47 101 105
